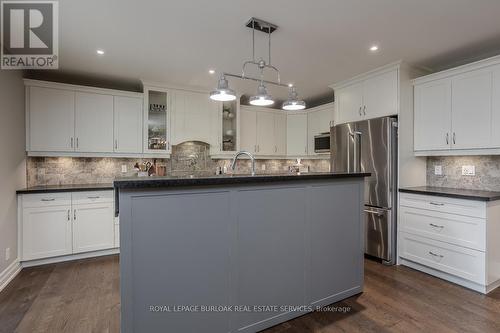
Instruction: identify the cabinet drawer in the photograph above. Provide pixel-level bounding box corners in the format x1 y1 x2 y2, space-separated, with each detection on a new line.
400 193 486 218
399 232 485 284
72 190 114 205
400 206 485 251
22 192 72 208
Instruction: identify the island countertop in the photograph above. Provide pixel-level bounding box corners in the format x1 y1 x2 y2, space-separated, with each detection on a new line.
113 172 370 189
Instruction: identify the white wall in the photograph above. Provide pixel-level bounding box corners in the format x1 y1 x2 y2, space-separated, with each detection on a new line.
0 70 26 275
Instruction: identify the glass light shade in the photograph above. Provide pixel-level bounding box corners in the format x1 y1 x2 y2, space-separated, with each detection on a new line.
249 82 274 106
282 86 306 110
282 100 306 110
210 74 237 101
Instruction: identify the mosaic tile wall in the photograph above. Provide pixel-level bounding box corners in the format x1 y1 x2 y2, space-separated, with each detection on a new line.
26 142 331 186
427 155 500 191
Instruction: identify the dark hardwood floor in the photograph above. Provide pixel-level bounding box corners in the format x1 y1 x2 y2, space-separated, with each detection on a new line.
1 255 500 333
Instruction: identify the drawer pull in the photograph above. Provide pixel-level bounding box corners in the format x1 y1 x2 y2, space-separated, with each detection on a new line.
87 196 100 199
41 198 55 202
429 223 445 229
428 251 444 258
67 210 70 221
429 202 445 206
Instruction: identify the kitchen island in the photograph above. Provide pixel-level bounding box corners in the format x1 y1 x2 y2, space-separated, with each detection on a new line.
114 172 369 333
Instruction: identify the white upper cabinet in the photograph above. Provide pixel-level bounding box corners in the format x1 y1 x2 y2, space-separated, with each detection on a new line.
335 82 363 124
287 113 308 156
26 80 144 157
256 111 276 155
240 107 257 153
75 92 114 153
114 96 143 153
492 66 500 147
362 69 398 119
451 70 492 150
414 79 452 151
29 87 75 152
413 56 500 155
274 113 287 155
332 66 399 125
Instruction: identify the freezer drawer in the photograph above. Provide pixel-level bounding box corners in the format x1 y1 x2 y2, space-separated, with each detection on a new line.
364 207 393 262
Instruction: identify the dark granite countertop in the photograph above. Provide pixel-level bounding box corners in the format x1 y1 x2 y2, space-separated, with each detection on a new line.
17 183 114 194
399 186 500 202
114 172 371 190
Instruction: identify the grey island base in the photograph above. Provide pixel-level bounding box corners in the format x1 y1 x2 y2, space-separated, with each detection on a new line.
115 172 369 333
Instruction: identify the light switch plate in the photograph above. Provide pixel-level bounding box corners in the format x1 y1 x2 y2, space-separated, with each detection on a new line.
261 164 266 171
5 247 10 261
121 165 127 173
434 165 443 175
462 165 475 176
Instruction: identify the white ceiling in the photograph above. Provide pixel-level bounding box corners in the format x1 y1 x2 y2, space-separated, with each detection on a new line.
39 0 500 104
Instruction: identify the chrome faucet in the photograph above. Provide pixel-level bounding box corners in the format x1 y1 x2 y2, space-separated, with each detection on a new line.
230 151 256 176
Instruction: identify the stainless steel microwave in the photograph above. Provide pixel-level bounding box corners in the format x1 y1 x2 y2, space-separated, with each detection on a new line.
314 133 330 153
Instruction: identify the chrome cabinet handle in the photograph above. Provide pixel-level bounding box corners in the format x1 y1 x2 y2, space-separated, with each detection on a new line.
73 209 76 220
70 137 74 148
115 140 118 149
446 133 449 145
87 196 100 199
429 251 444 258
76 138 79 148
67 210 70 221
41 198 55 202
429 223 444 229
429 202 444 206
363 105 366 115
358 106 362 116
453 132 456 144
304 146 307 154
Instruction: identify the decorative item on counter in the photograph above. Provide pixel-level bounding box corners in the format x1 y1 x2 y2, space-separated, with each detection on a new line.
215 166 222 175
290 159 309 174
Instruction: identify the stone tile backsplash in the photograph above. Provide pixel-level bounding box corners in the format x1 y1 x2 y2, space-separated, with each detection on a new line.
427 156 500 191
26 142 331 186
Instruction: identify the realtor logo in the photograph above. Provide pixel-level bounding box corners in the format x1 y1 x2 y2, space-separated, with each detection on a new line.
1 1 58 69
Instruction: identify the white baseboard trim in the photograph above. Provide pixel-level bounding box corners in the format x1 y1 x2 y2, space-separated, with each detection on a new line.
22 248 119 268
0 259 22 293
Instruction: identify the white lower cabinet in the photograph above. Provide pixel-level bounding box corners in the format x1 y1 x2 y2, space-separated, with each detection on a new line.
399 193 500 293
20 190 118 262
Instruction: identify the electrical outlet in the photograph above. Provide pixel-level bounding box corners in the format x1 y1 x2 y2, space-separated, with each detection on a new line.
434 165 443 175
261 164 266 171
462 165 475 176
5 248 10 261
121 165 127 173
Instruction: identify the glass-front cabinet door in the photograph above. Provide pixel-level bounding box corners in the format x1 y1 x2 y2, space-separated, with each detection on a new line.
217 99 240 155
143 86 170 155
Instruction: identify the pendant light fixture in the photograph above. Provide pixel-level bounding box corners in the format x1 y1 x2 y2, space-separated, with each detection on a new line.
282 86 306 110
249 81 274 106
209 74 237 101
210 18 305 110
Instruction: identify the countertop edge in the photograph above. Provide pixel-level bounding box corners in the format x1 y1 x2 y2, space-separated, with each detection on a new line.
16 185 114 194
114 173 371 189
399 187 500 202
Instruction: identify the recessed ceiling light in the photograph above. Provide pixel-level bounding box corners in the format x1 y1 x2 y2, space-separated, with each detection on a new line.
208 69 215 74
96 49 105 55
369 45 379 52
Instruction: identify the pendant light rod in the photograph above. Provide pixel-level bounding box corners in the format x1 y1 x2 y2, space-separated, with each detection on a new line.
222 72 289 88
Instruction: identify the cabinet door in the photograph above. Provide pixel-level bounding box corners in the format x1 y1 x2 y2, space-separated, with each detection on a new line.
335 83 363 125
73 202 115 253
414 79 452 151
286 114 308 155
240 108 257 153
492 67 500 147
114 96 143 153
256 111 276 155
22 205 72 260
363 69 398 119
29 87 75 152
75 92 114 152
274 113 287 155
451 70 492 149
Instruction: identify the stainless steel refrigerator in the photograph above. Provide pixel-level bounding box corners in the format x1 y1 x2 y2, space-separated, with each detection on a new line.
330 116 398 265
